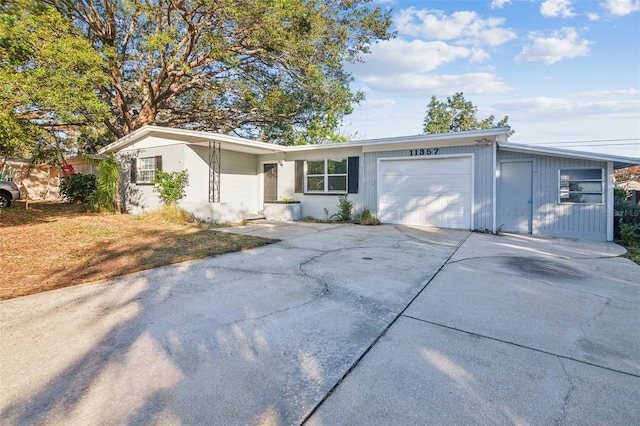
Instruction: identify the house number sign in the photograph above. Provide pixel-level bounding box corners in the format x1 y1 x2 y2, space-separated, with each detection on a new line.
409 148 439 156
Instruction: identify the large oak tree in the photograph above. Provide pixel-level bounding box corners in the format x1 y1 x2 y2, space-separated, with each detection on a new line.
45 0 393 145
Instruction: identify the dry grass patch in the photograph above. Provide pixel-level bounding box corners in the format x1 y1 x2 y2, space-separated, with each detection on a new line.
0 202 276 300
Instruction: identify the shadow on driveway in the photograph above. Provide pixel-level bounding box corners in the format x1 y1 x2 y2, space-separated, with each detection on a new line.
0 223 467 425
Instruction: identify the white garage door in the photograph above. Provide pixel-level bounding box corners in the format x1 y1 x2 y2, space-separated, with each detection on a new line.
378 156 472 229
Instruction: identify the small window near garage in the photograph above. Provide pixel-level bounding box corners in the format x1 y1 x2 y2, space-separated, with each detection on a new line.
306 159 347 193
559 168 603 204
131 156 162 184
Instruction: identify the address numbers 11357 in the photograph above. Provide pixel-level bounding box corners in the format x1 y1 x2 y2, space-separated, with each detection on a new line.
409 148 439 156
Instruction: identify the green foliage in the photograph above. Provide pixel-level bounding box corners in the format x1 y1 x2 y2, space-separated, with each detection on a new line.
614 187 629 202
59 173 96 203
353 208 381 225
87 156 121 212
620 223 640 247
332 194 353 222
423 92 513 135
154 170 189 205
0 1 111 162
44 0 392 144
615 197 640 244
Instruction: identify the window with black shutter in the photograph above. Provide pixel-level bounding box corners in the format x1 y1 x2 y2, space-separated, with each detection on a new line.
132 156 162 184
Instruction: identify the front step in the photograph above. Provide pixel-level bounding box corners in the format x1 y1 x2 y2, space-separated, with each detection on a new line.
243 213 266 221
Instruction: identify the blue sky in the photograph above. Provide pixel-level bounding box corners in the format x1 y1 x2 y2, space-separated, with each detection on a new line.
342 0 640 158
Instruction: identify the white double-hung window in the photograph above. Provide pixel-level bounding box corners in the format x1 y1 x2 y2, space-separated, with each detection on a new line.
306 159 347 193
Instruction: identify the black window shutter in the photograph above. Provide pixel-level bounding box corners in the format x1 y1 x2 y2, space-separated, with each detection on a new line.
295 160 304 193
130 158 137 183
155 156 163 172
348 156 359 194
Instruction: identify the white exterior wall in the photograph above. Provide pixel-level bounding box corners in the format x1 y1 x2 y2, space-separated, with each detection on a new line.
183 145 260 223
183 145 212 203
219 150 259 211
119 141 262 223
118 143 186 214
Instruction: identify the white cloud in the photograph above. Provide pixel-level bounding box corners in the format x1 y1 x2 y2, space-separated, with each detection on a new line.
358 99 396 109
394 8 517 47
601 0 640 16
495 92 640 117
351 38 479 76
588 12 601 20
358 72 512 98
514 28 592 64
576 88 640 97
540 0 577 18
491 0 512 9
470 48 491 63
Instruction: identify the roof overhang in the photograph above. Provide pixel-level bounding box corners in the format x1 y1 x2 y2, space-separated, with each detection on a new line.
101 126 514 156
498 142 640 170
99 125 287 155
285 127 512 153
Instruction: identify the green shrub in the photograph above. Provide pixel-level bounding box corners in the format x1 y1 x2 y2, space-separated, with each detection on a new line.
615 199 640 225
615 197 640 243
59 173 96 203
332 194 353 222
154 170 189 205
354 208 381 225
620 223 640 247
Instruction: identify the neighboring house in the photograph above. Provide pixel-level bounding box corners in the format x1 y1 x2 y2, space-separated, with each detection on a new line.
100 125 640 241
615 180 640 204
0 157 100 200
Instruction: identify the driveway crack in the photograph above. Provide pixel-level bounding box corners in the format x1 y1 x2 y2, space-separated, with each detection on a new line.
556 357 575 425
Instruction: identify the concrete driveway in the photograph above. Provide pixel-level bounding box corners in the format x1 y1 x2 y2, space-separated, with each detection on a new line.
1 222 638 425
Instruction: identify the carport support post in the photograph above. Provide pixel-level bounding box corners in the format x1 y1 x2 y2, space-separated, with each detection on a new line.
209 141 221 203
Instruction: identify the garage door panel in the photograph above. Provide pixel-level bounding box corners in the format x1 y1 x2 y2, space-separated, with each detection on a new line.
378 157 472 229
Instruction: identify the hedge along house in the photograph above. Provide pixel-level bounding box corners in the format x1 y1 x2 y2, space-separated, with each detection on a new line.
100 125 640 241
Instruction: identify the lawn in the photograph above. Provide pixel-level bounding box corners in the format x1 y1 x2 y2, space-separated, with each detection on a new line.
0 202 276 300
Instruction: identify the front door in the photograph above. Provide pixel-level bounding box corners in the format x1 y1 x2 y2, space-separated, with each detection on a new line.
263 163 278 203
498 161 533 233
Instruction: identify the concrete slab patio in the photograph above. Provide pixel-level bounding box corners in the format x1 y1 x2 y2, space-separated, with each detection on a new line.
1 222 638 425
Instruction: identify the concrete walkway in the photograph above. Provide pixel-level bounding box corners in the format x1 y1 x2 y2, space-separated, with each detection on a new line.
1 222 638 425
